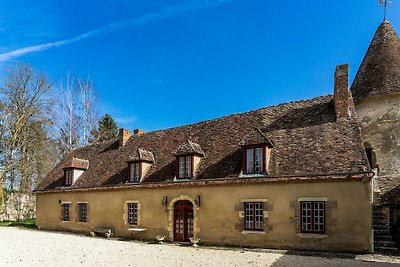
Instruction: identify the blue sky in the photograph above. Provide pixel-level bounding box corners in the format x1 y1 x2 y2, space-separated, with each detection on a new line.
0 0 399 131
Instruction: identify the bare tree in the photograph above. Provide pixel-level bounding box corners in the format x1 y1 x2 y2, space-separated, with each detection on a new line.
54 72 99 155
55 72 81 154
77 77 98 146
0 63 53 191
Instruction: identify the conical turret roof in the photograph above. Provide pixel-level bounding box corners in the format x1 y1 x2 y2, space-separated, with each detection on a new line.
351 20 400 102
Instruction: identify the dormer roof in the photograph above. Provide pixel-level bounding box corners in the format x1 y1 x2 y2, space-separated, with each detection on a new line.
173 141 205 157
128 148 155 163
239 128 274 148
351 20 400 102
64 157 89 170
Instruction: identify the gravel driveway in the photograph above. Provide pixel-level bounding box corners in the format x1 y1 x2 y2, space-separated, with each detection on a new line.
0 227 399 267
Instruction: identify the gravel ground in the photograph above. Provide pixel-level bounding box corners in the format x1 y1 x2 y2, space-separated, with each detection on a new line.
0 227 399 267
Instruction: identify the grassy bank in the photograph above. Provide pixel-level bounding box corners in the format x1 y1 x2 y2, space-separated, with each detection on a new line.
0 218 36 229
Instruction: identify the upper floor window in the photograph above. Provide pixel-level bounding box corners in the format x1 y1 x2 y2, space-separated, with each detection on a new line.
244 146 264 174
178 156 192 179
129 162 141 183
64 169 73 186
300 201 325 234
244 202 264 231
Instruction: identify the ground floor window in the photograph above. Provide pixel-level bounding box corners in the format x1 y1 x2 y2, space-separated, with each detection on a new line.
78 203 88 222
61 203 70 222
244 202 264 231
300 201 325 234
128 203 138 225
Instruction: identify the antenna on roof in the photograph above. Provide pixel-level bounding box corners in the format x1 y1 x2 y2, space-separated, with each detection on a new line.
379 0 392 21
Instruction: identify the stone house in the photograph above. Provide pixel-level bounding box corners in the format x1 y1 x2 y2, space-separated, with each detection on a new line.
35 21 400 253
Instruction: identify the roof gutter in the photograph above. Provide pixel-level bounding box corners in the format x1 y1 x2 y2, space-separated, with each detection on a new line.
34 171 373 195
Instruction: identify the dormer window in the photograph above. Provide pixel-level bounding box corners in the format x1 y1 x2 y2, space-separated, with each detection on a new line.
245 146 265 174
126 148 155 184
129 162 141 183
239 128 274 176
64 168 73 186
173 141 205 181
62 157 89 186
178 156 193 179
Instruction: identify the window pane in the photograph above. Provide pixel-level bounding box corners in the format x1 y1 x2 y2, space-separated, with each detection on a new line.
301 201 325 233
185 157 192 178
135 163 140 181
79 203 87 222
129 164 135 182
178 157 185 178
255 148 263 173
62 204 70 221
65 170 72 185
255 202 264 229
245 203 254 229
128 203 138 225
314 202 325 232
246 149 254 173
301 202 312 232
244 202 264 230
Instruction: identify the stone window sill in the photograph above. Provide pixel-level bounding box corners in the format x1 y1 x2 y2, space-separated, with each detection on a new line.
297 233 328 239
241 230 266 235
61 221 70 223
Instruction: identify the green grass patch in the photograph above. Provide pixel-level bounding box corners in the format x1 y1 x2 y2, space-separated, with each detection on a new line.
0 218 36 229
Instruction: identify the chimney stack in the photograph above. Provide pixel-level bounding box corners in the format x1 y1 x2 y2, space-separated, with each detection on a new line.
119 128 131 147
334 64 350 122
134 129 145 135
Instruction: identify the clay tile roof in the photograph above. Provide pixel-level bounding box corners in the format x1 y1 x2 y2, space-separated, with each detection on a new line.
35 95 370 191
128 148 155 163
239 128 274 147
64 157 89 170
174 141 205 156
351 20 400 102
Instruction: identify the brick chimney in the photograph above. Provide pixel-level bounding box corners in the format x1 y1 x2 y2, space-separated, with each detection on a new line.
119 128 131 147
134 129 145 135
334 64 350 122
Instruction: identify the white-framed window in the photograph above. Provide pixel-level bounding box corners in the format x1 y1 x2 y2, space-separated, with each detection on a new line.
78 203 88 222
244 147 264 174
61 203 70 221
128 203 138 225
301 201 325 234
129 162 141 183
244 202 264 231
178 156 192 179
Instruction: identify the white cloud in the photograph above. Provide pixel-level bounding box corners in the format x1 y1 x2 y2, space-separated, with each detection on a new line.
0 0 235 62
115 116 138 125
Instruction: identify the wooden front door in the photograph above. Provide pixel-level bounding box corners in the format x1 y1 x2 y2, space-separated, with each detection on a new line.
174 200 194 242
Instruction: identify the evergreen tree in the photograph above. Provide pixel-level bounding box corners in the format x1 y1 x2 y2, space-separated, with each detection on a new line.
91 114 119 143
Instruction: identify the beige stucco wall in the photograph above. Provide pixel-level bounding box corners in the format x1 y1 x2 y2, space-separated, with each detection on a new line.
36 180 372 253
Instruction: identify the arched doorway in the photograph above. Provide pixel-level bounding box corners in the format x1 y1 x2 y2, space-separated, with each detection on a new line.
174 200 194 242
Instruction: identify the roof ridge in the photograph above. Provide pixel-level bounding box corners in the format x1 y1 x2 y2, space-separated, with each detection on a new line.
135 94 333 137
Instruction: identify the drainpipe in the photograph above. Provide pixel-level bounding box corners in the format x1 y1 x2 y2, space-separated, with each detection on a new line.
371 168 378 254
